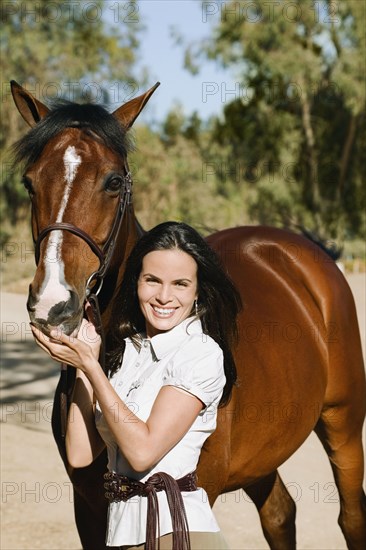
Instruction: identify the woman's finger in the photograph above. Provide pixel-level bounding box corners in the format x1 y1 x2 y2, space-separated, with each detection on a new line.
49 329 85 353
30 329 64 362
30 323 96 370
30 325 71 358
30 324 51 344
33 337 52 355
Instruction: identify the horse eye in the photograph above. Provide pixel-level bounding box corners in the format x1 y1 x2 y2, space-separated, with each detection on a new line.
105 175 123 194
22 176 34 197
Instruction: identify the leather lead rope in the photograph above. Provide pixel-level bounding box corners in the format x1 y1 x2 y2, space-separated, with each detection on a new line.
60 365 68 438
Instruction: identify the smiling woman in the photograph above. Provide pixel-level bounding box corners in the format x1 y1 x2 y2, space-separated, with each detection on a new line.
137 248 198 337
108 221 242 406
31 220 242 549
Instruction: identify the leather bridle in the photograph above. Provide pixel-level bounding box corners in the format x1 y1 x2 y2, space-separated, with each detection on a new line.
34 171 133 297
32 169 133 436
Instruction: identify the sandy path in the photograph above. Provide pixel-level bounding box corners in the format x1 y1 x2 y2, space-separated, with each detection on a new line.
1 273 365 550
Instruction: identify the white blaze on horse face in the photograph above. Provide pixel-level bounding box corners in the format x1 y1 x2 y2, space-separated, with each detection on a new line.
35 146 82 321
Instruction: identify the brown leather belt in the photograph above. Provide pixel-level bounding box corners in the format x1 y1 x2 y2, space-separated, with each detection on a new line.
104 470 197 550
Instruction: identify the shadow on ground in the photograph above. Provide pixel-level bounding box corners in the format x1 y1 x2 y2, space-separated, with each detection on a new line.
1 339 60 404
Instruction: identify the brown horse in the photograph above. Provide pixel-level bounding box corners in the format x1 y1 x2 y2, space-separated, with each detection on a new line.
11 80 366 549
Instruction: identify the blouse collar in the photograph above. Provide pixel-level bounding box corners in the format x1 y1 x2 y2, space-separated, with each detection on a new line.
143 316 203 360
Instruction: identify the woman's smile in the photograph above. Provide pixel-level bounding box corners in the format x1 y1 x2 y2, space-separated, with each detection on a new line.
151 305 177 317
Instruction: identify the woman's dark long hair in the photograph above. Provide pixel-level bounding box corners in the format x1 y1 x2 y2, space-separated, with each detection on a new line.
108 221 242 406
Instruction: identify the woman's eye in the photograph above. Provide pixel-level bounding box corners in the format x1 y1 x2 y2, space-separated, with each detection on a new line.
145 277 159 284
176 281 188 287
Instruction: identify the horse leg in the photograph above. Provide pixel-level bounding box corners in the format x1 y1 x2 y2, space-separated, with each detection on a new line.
315 407 366 549
244 471 296 549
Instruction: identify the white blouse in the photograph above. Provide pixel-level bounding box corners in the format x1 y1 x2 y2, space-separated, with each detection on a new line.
95 317 226 547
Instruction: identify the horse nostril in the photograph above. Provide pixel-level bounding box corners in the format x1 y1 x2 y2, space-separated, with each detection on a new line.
27 289 37 312
66 290 80 315
50 301 69 317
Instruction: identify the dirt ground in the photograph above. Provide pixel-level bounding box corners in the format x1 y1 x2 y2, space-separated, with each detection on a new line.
1 273 365 550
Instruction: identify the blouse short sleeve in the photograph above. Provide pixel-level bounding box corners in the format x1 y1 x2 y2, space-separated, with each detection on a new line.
162 334 225 407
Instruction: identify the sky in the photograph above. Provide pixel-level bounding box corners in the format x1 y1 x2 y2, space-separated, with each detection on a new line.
114 0 233 123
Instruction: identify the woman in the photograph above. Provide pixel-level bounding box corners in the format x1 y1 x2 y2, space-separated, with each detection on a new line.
31 221 241 550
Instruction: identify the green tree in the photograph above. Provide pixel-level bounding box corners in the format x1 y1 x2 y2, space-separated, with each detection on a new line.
161 106 203 149
129 122 244 234
1 0 142 243
161 104 186 146
187 0 366 241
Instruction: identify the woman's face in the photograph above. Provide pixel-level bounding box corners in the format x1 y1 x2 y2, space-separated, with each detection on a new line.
137 249 198 338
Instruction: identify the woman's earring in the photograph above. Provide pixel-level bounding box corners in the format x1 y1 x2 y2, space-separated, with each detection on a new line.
195 300 198 316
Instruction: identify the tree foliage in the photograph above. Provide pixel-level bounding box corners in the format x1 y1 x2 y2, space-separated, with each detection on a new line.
187 0 366 242
130 120 245 234
1 0 365 260
1 0 141 243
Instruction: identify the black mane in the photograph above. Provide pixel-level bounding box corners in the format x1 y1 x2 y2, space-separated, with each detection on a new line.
13 101 132 168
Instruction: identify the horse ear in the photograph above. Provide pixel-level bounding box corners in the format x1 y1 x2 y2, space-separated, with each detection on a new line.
10 80 50 127
112 82 160 129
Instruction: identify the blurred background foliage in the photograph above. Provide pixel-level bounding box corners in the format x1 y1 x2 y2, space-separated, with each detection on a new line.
1 0 365 272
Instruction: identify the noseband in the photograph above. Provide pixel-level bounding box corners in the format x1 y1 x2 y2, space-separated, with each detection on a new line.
34 171 133 295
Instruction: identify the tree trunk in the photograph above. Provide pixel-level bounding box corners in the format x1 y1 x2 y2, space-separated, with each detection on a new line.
300 83 322 231
337 113 359 201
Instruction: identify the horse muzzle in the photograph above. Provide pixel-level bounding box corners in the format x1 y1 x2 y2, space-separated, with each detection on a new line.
27 286 83 336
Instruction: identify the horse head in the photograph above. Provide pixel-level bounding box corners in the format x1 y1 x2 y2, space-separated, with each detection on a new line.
11 80 159 335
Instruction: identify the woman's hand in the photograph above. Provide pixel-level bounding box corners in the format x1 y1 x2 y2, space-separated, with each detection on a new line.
30 318 101 373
